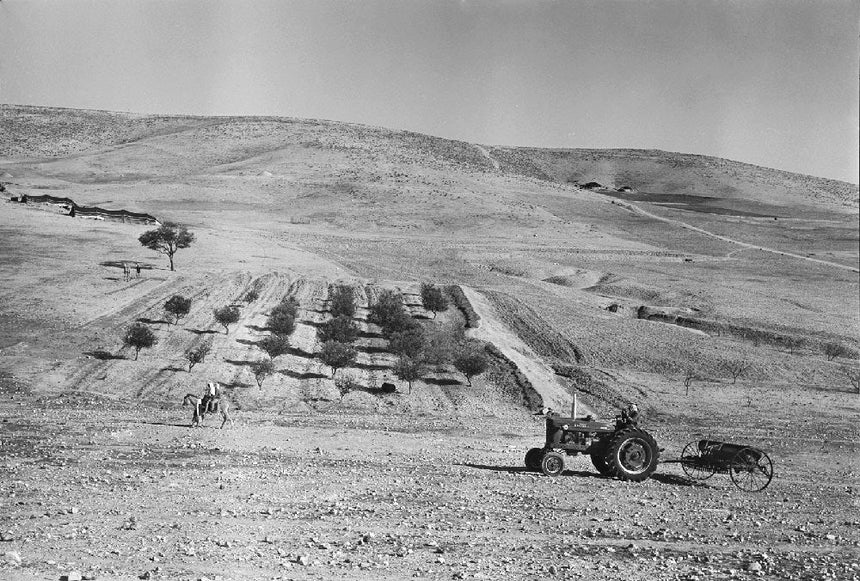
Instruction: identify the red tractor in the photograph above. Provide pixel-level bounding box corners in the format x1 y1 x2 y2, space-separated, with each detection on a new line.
525 404 659 482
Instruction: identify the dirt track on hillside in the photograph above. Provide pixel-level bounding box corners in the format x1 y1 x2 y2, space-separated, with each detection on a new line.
619 201 859 273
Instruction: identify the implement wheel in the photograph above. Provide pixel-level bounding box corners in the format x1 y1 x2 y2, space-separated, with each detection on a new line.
603 428 659 482
540 452 565 477
680 441 716 481
524 447 545 471
729 447 773 492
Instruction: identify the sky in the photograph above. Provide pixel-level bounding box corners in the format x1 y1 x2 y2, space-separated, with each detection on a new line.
1 0 858 183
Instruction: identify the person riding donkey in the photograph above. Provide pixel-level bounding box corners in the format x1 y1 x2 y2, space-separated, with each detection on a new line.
201 381 221 414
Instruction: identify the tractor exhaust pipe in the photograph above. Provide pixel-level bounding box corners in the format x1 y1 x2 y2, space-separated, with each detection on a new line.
571 393 578 419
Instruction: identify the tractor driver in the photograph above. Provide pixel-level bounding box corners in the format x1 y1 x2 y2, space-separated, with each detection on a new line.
621 403 640 425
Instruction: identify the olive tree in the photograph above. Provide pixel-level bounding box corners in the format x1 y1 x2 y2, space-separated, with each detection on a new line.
389 326 425 359
420 283 449 318
164 295 192 326
213 306 240 334
329 285 356 318
454 343 489 386
258 334 290 360
250 359 275 388
318 315 359 344
369 290 405 331
394 355 425 394
267 310 296 336
319 340 357 378
138 222 194 272
123 323 157 360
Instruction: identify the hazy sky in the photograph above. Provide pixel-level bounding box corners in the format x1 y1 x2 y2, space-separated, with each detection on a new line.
1 0 858 183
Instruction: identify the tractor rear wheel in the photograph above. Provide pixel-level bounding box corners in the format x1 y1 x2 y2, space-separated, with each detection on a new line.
540 451 565 477
602 428 659 482
524 447 545 471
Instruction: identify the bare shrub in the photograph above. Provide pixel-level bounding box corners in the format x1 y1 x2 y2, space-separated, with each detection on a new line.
823 341 856 361
780 335 803 355
841 366 860 394
683 368 698 395
185 342 211 371
334 373 361 400
723 359 751 384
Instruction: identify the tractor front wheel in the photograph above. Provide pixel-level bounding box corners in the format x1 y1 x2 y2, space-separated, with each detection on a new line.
540 452 565 477
602 428 659 482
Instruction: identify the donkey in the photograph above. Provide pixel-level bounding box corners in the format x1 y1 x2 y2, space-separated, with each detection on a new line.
182 393 233 429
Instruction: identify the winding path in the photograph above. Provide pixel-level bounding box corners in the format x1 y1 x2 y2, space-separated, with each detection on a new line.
619 201 859 273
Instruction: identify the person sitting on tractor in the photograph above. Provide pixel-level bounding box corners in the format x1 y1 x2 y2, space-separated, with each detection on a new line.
201 382 220 414
620 403 640 425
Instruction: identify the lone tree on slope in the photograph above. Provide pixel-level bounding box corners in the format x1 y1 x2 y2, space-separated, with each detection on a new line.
164 295 192 326
213 306 240 334
123 323 157 360
138 222 195 272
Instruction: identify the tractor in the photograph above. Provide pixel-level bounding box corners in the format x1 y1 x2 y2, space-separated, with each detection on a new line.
525 400 659 482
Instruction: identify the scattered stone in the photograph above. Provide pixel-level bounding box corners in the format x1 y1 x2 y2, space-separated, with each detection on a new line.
297 555 311 566
747 562 762 572
60 572 83 581
0 532 13 542
4 551 21 566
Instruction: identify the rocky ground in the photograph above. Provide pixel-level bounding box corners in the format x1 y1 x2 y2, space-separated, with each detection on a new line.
1 385 858 581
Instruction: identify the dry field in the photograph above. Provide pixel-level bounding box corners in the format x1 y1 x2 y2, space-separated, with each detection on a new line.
0 105 858 580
